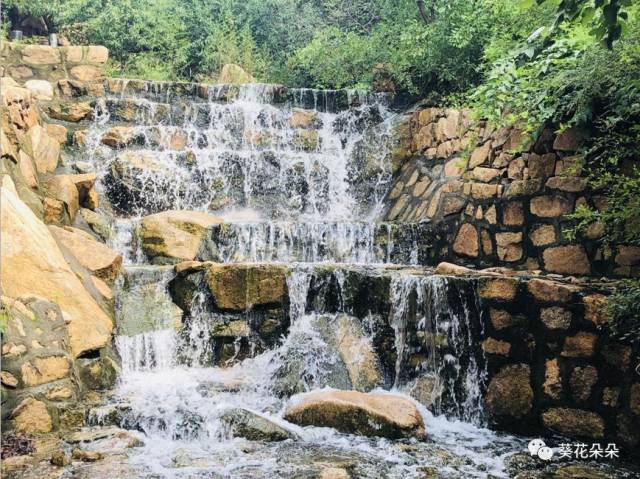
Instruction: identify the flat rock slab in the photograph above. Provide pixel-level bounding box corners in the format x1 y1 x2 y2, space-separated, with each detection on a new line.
220 408 298 441
283 389 426 440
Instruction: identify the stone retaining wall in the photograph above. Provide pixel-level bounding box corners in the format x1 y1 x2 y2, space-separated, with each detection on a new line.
463 269 640 452
386 107 640 277
1 42 108 100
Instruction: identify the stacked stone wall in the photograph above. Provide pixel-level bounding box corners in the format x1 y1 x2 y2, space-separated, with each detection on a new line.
385 107 640 277
1 42 108 98
465 271 640 452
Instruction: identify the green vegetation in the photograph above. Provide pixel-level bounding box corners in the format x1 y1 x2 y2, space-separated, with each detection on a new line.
605 280 640 346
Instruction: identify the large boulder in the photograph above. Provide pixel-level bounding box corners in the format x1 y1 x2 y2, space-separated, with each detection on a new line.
205 263 288 310
49 225 123 280
1 176 113 357
283 389 426 439
140 210 223 263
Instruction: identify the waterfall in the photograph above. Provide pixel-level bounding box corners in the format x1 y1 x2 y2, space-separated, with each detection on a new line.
390 274 487 424
79 81 526 477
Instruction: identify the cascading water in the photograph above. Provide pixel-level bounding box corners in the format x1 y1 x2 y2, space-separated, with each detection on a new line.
75 80 533 478
80 80 432 266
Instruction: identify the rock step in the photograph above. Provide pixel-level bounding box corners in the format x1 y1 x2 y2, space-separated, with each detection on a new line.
104 79 388 112
132 210 438 265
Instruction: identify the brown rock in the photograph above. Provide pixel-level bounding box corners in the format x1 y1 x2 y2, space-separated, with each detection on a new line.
1 371 19 387
101 126 141 148
495 232 523 262
45 386 74 401
469 142 492 168
22 124 60 174
526 278 574 302
503 202 524 226
18 151 38 188
540 306 572 330
528 153 555 178
70 65 105 82
583 294 609 325
471 183 501 199
51 450 71 467
530 195 572 217
87 46 109 63
43 197 65 224
615 245 640 266
479 277 518 301
553 127 586 152
91 275 114 301
434 262 473 276
484 205 497 224
21 356 71 386
444 158 465 177
414 125 435 151
49 226 122 280
562 332 597 358
290 109 318 128
140 210 224 262
543 245 590 275
570 366 598 402
485 364 533 418
543 359 562 400
283 389 426 440
12 398 53 434
72 449 104 462
507 157 525 180
472 167 500 183
46 124 68 144
453 223 478 258
46 101 92 122
44 175 80 221
542 407 604 438
545 176 588 192
1 177 113 357
481 229 493 255
206 263 288 311
441 196 466 216
489 308 517 330
529 224 556 246
482 338 511 355
505 179 542 198
22 45 61 65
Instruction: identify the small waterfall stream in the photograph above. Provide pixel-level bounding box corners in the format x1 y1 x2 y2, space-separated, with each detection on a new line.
78 81 529 478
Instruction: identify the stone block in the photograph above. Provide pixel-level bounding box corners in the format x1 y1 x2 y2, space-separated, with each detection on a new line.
485 364 533 418
495 232 523 262
530 195 572 217
561 332 597 358
479 277 518 301
543 245 590 275
529 224 556 246
453 223 478 258
540 306 572 330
